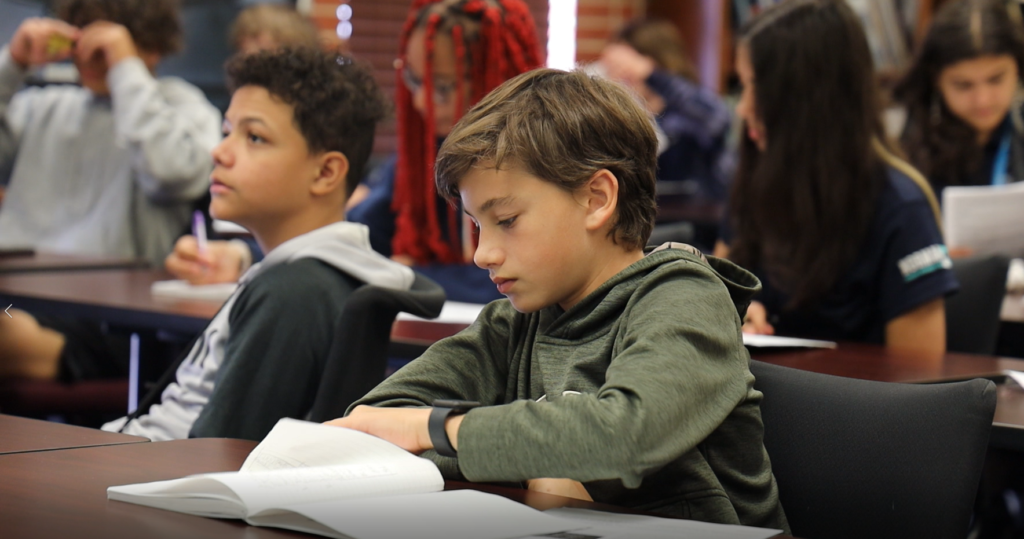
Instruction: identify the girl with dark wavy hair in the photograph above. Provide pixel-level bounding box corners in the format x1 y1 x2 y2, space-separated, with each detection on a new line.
714 0 958 356
894 0 1024 191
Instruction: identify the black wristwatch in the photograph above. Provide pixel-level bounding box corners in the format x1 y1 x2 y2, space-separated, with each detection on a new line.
429 399 480 458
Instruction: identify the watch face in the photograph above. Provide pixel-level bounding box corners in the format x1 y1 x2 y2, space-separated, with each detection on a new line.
432 399 481 409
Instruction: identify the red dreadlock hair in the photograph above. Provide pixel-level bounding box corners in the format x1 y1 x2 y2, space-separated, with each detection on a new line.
392 0 543 264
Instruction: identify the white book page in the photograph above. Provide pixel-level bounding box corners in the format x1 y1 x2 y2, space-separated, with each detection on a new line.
216 459 442 517
250 490 578 539
742 333 836 349
943 182 1024 256
107 475 248 518
241 418 431 472
539 508 782 539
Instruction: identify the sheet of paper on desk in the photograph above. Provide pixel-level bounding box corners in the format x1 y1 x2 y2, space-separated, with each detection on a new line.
253 490 579 539
396 301 485 324
943 182 1024 256
151 280 238 301
742 333 836 349
535 508 782 539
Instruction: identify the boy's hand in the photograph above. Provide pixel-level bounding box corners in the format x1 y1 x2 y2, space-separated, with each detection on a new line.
165 236 246 285
9 18 80 69
325 405 437 454
75 21 138 69
742 300 775 335
526 478 593 502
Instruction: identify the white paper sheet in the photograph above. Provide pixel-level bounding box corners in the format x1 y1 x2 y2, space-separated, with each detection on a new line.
943 182 1024 256
536 508 783 539
742 334 836 349
151 279 238 301
258 490 579 539
396 301 485 324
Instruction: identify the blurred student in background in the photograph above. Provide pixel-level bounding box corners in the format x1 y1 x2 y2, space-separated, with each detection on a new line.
0 0 220 381
714 0 958 356
230 3 322 55
598 19 734 203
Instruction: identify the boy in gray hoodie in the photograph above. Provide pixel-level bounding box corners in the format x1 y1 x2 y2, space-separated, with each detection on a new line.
329 69 789 531
99 47 412 441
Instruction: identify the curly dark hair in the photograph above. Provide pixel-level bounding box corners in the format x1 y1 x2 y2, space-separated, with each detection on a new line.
56 0 183 56
225 47 389 197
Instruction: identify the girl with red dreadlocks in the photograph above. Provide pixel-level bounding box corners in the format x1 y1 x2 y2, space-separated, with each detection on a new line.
347 0 543 303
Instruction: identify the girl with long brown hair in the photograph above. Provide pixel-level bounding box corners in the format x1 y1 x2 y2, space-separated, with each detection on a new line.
714 0 958 355
894 0 1024 192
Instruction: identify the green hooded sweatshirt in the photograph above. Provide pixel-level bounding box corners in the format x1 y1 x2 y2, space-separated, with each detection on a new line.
352 246 789 531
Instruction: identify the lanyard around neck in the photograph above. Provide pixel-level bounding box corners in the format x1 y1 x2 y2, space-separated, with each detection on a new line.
992 128 1013 186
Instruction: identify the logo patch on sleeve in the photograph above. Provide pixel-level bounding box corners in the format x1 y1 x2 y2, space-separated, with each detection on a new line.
898 244 952 282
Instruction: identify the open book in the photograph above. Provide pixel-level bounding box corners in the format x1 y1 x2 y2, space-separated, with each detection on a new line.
107 419 573 539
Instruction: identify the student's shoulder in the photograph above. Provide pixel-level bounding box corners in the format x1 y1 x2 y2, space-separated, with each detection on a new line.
153 75 217 105
882 164 933 205
12 83 90 109
235 259 362 312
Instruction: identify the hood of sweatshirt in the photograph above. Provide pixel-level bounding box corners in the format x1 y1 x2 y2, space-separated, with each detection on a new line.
240 221 415 291
538 243 761 339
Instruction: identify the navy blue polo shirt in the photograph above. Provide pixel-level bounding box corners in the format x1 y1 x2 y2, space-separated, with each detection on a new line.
722 166 959 343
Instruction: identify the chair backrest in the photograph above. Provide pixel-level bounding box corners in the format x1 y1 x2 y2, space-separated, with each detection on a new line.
306 272 446 422
946 255 1011 355
750 360 996 539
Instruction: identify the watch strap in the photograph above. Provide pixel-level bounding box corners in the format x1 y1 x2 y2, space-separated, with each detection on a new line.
428 400 480 458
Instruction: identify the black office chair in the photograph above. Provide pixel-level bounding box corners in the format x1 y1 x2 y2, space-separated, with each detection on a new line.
306 272 446 422
946 255 1011 355
750 360 996 539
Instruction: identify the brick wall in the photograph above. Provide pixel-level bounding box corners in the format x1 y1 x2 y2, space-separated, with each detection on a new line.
575 0 645 63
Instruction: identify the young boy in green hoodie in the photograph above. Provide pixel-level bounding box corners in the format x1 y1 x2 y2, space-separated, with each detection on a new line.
328 68 788 531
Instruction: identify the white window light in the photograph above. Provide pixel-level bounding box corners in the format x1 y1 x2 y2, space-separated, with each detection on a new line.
547 0 577 70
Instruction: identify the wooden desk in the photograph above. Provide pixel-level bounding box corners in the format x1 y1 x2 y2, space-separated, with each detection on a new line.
0 438 794 538
0 269 221 335
0 252 148 274
0 414 147 455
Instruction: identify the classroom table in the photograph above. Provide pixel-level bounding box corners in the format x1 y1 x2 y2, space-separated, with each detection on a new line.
0 268 220 335
0 252 148 274
0 437 795 538
0 413 147 455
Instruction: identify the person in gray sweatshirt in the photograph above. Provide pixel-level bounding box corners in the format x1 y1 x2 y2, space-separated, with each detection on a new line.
0 0 221 382
328 69 789 532
0 0 220 264
98 47 405 441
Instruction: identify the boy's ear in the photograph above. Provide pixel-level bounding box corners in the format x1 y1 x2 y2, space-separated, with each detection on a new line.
582 169 619 233
310 151 350 198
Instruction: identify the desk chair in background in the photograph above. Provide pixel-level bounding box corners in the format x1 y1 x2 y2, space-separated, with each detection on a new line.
750 360 996 539
306 272 445 421
946 255 1011 355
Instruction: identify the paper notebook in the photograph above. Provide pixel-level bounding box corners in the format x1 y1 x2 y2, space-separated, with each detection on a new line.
107 419 573 539
150 279 238 302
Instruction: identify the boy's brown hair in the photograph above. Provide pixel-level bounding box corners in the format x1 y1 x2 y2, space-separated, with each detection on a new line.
435 68 658 251
57 0 182 56
230 4 321 52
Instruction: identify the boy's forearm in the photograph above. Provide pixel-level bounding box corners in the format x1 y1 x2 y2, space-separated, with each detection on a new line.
107 58 220 201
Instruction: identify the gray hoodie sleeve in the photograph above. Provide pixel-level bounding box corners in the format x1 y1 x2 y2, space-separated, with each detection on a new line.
459 265 751 488
0 47 28 183
107 57 221 203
